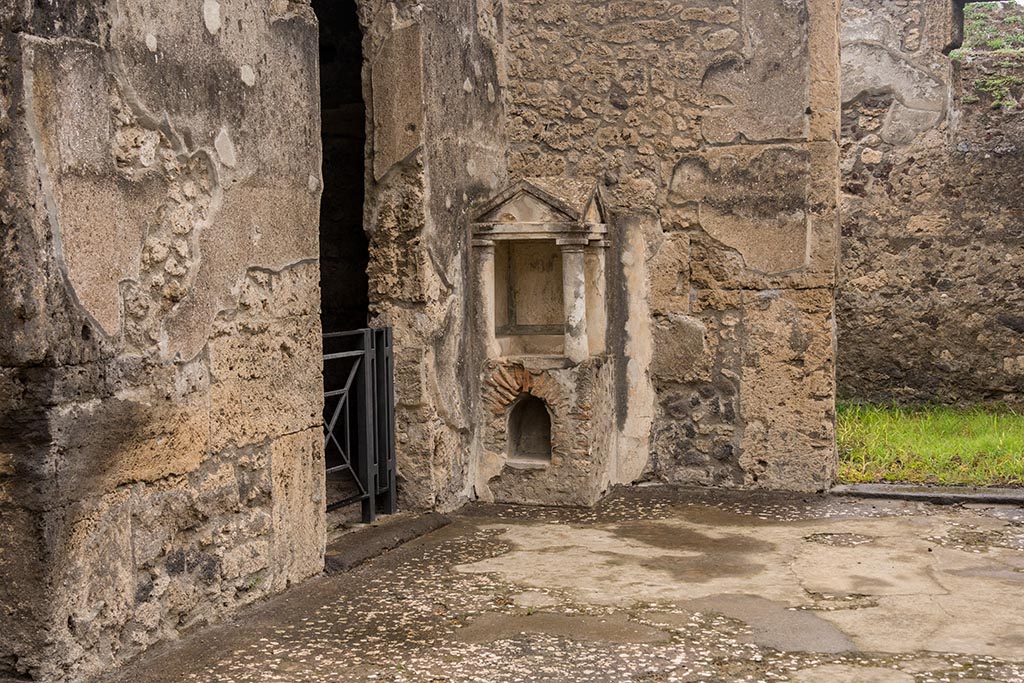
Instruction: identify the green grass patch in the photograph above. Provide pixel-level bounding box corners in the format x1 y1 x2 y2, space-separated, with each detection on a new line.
838 403 1024 487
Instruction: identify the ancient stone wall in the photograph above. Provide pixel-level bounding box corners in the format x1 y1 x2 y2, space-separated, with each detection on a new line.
498 0 841 492
357 0 508 510
0 2 325 680
838 0 1024 406
0 0 844 678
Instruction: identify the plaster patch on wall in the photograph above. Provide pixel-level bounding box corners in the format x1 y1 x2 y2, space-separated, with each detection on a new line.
372 24 424 180
203 0 221 34
669 146 812 275
616 217 655 484
215 127 237 168
240 64 256 86
22 40 162 336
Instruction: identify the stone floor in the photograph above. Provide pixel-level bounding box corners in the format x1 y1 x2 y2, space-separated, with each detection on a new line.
106 487 1024 683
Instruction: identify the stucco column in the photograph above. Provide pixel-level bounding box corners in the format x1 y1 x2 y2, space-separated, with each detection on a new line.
585 240 608 355
473 238 501 359
558 238 589 363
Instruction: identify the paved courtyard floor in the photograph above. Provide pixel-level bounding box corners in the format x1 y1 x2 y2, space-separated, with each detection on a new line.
108 487 1024 683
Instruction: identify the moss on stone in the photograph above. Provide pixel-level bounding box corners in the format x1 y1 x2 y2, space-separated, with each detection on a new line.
973 71 1024 107
961 1 1024 54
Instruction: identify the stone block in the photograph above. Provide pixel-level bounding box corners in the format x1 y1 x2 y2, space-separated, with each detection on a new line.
738 289 836 492
679 143 838 290
50 393 211 505
700 0 810 143
0 504 52 681
269 428 324 590
647 231 690 315
651 315 709 384
209 315 323 451
220 539 271 581
671 145 812 274
394 345 427 407
372 25 424 179
0 402 56 510
47 488 136 679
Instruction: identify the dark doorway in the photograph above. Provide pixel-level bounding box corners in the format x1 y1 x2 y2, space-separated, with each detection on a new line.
315 0 386 525
315 0 368 332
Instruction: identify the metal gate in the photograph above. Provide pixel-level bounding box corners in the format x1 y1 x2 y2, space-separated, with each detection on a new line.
322 327 397 522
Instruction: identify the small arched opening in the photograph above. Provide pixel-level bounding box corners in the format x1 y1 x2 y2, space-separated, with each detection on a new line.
507 394 553 466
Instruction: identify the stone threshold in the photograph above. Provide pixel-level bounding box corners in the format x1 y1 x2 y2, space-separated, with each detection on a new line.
831 483 1024 506
324 511 452 574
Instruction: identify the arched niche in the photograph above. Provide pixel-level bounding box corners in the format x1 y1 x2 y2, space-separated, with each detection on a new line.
507 394 553 466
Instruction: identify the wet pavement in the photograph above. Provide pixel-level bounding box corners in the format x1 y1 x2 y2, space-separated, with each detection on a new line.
106 486 1024 683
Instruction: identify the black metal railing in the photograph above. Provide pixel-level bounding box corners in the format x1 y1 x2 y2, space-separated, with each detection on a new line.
322 327 396 522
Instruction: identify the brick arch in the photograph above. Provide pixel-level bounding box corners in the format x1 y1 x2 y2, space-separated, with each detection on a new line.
483 363 568 417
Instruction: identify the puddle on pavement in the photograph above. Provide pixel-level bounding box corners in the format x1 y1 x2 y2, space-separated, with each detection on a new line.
643 594 857 654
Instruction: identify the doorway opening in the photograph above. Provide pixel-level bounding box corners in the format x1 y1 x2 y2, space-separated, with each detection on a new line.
316 0 368 333
836 1 1024 488
314 0 394 528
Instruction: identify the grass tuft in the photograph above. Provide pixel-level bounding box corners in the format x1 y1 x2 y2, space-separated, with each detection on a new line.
837 403 1024 487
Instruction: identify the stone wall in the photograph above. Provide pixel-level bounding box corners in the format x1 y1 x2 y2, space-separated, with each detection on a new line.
357 0 508 510
0 2 325 680
838 0 1024 406
498 0 841 492
0 0 844 679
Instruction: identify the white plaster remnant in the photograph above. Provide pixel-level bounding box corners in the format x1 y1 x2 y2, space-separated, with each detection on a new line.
240 64 256 86
215 127 237 167
203 0 222 34
145 33 158 52
307 174 319 192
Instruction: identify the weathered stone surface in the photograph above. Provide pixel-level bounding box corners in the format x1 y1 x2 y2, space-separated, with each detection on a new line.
670 146 812 275
372 25 424 180
646 231 690 315
701 0 811 143
1 0 846 679
1 2 327 680
838 0 1024 406
270 428 325 591
501 0 839 496
23 40 160 337
50 394 211 503
651 315 708 384
0 504 51 680
738 288 837 491
208 314 322 451
363 0 508 512
477 358 616 507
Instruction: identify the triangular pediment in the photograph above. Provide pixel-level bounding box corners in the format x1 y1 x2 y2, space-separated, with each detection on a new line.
478 189 576 224
473 178 607 226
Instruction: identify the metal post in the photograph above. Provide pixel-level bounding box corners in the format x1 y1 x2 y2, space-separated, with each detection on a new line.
358 329 376 522
376 328 397 514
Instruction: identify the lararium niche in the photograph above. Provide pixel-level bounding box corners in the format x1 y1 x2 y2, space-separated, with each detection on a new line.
472 179 617 506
